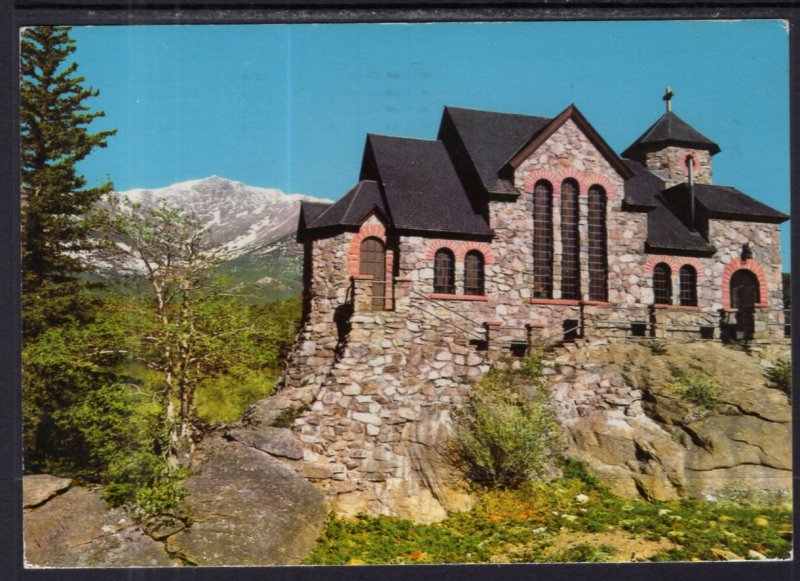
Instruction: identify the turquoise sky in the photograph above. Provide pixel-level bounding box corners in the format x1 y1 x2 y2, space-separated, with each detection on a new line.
70 20 790 264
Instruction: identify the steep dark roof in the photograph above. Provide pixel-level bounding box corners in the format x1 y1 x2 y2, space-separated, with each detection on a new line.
439 106 551 195
622 159 664 208
305 180 387 230
646 199 716 254
359 134 492 236
622 111 721 159
662 183 789 223
300 200 333 225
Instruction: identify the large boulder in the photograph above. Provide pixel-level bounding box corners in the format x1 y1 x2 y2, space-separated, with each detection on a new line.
23 475 71 509
24 486 175 567
166 435 327 566
553 342 792 502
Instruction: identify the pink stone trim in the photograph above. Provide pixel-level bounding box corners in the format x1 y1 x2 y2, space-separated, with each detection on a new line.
522 168 618 199
530 298 580 306
484 321 504 327
581 300 613 307
429 293 489 302
721 258 770 310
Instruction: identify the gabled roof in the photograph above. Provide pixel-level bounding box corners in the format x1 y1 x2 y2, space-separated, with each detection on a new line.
438 106 551 196
304 180 387 231
506 104 634 180
661 182 789 223
622 111 721 159
360 134 492 236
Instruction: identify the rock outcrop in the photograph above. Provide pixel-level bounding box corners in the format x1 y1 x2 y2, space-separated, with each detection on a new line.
550 340 791 502
23 474 71 509
24 483 175 567
166 434 328 566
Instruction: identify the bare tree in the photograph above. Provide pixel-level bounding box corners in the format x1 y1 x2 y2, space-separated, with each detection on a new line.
99 195 224 470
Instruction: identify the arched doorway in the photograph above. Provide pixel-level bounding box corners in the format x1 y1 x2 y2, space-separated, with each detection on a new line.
730 269 760 340
359 237 386 310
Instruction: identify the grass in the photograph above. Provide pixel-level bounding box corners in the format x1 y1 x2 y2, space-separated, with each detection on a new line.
303 473 792 565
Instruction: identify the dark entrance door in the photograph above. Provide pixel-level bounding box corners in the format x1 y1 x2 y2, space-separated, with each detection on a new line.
730 269 760 340
360 237 386 311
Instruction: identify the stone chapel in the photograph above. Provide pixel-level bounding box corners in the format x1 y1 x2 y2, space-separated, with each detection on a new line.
266 94 789 518
296 95 788 353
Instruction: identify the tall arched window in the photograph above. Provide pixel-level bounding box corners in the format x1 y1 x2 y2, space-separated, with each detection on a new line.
679 265 698 307
359 237 386 311
532 180 553 299
730 269 760 309
433 248 456 294
652 263 672 305
587 185 608 301
464 250 485 296
560 179 580 300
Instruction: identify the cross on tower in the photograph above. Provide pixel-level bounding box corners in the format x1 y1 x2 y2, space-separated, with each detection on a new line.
663 87 674 113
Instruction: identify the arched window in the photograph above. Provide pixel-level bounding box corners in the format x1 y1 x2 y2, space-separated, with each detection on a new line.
652 263 672 305
532 180 553 299
464 250 485 296
588 185 608 302
679 265 698 307
433 248 456 294
359 237 386 311
730 269 760 309
560 179 580 300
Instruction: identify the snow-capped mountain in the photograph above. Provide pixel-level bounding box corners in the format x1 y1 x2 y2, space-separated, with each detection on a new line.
117 176 332 258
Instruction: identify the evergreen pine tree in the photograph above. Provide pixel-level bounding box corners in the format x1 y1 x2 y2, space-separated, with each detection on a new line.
20 26 116 298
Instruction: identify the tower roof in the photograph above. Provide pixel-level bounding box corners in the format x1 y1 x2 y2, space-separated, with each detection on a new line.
621 111 721 160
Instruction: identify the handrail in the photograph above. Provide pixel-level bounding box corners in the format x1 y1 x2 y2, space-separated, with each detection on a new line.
408 302 485 342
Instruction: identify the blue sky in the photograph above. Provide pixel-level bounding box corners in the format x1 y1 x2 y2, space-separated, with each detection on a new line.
70 21 790 263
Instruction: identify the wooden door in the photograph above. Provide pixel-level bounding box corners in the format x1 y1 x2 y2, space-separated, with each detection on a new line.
360 237 385 310
730 269 759 340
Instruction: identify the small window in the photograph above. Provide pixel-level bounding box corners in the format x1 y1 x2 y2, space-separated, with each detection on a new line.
464 250 485 296
433 248 456 294
653 263 672 305
679 265 698 307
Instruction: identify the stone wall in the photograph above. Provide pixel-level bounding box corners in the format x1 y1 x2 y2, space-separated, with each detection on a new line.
644 146 713 187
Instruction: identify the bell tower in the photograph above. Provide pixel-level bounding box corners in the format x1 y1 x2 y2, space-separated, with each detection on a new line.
622 88 720 187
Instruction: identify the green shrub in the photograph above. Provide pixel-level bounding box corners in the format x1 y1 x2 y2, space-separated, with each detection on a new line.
669 369 720 409
196 371 277 424
453 357 558 488
103 451 187 520
561 457 603 490
645 340 668 355
765 359 791 399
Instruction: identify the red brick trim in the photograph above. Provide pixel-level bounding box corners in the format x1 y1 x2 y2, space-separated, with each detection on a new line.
644 255 707 276
347 223 387 277
394 276 413 282
347 222 394 309
484 321 504 327
429 293 488 301
530 298 580 306
424 240 495 265
721 258 770 310
581 300 612 307
522 168 618 199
